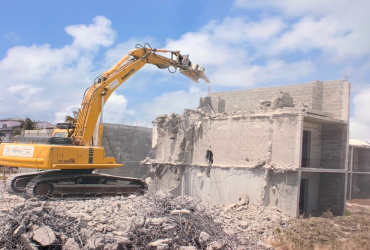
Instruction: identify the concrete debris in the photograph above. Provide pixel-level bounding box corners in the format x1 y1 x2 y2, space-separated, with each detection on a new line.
13 225 25 236
64 238 80 250
199 231 210 242
170 209 190 216
19 234 38 250
32 226 56 246
0 182 290 249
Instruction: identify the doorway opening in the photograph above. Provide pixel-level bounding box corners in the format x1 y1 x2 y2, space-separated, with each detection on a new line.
299 179 309 215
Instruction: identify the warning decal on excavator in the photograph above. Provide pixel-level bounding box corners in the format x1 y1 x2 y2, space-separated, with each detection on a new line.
109 79 119 90
3 145 34 157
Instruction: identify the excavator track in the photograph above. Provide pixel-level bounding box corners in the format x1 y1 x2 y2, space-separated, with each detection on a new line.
24 171 147 199
5 171 54 195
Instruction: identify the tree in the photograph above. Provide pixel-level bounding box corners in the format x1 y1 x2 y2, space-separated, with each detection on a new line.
65 109 79 123
18 118 39 130
0 132 5 142
11 118 39 140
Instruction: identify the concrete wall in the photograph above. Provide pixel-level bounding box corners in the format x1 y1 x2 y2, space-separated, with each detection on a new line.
353 148 370 172
318 173 346 216
320 124 347 169
271 114 303 168
149 165 298 217
351 174 370 199
303 122 322 168
96 123 152 178
265 171 299 216
205 80 350 121
155 111 303 169
300 172 320 216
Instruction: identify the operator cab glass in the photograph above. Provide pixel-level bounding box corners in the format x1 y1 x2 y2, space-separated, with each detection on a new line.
53 132 67 137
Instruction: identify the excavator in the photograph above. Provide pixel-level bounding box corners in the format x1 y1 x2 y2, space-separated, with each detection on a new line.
0 43 209 199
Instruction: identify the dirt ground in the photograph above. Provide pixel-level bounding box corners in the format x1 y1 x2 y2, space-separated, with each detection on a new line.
271 201 370 250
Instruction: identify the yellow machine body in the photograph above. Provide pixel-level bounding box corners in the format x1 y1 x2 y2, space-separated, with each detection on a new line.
0 143 120 170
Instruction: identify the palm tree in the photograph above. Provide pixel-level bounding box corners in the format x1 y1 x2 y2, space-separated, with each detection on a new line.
65 109 80 123
10 118 39 140
65 115 77 123
0 132 5 142
18 118 39 130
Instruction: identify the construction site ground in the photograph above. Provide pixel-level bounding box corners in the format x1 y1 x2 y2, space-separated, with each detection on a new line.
0 177 369 250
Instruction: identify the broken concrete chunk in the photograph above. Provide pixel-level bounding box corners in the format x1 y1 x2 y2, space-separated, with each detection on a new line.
148 238 172 249
32 226 56 246
180 246 197 250
13 225 25 236
206 241 223 250
20 234 38 250
64 238 79 250
254 160 266 167
170 209 190 216
197 173 202 178
145 177 152 185
258 242 275 249
150 217 168 225
238 194 249 206
239 221 249 229
115 236 131 245
199 231 210 242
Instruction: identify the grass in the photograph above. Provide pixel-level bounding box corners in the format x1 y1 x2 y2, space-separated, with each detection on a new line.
271 211 370 250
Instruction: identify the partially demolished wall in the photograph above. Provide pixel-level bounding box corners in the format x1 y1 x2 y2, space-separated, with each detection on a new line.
145 91 305 216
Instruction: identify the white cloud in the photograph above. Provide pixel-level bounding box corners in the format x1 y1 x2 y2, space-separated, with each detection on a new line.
103 92 134 124
0 16 117 123
54 104 80 124
165 16 313 87
350 88 370 141
210 60 315 87
139 87 207 121
235 0 370 61
65 16 116 50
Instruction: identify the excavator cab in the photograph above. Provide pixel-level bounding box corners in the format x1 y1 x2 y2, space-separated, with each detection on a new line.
52 123 75 138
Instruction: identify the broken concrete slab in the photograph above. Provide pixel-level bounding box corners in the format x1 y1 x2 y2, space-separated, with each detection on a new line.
32 226 56 246
199 231 210 242
19 235 38 250
64 238 80 250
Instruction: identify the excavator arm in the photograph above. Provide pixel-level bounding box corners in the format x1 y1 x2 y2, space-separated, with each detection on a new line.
73 45 210 146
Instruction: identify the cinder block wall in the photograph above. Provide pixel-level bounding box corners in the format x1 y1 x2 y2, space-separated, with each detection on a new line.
320 124 347 169
303 122 322 168
156 113 302 168
265 171 299 216
353 148 370 172
317 173 345 216
205 80 350 121
351 174 370 199
96 123 152 178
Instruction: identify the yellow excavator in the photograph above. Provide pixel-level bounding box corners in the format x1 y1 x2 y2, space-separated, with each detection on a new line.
0 43 209 198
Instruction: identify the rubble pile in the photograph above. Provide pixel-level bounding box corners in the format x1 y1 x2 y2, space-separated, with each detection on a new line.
0 183 289 249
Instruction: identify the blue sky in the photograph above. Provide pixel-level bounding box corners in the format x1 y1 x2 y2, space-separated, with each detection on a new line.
0 0 369 140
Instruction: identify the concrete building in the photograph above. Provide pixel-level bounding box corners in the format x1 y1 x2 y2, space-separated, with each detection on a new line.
96 123 153 179
145 79 351 217
347 139 370 199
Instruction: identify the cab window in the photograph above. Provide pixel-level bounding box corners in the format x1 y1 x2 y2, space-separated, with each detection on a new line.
53 132 67 137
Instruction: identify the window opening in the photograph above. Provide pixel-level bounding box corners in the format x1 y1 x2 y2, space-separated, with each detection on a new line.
205 150 213 165
2 124 7 128
301 130 311 168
